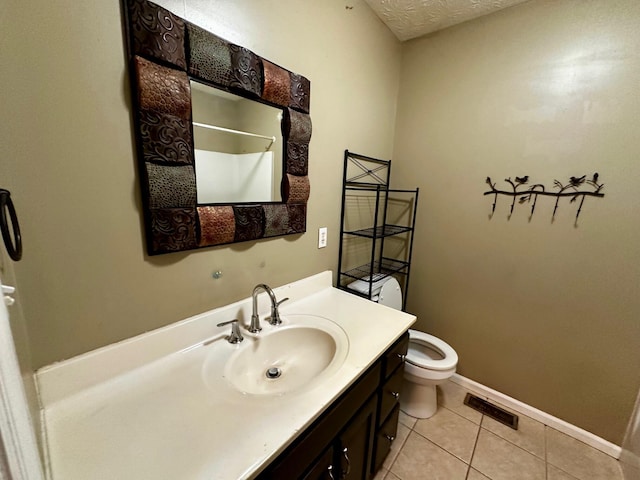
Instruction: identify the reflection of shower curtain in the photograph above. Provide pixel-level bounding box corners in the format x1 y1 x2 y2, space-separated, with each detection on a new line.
621 389 640 478
195 150 274 203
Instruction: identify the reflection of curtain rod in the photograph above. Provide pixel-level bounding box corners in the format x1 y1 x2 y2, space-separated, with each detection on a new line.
193 122 276 143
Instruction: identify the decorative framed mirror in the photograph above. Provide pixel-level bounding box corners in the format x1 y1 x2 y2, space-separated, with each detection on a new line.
123 0 311 255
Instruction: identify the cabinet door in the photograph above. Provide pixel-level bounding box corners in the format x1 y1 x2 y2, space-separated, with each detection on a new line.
337 396 377 480
302 447 335 480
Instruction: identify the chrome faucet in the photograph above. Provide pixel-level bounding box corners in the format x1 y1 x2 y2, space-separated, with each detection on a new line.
249 284 289 333
217 319 244 344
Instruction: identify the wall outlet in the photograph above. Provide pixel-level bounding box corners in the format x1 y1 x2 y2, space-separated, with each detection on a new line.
318 227 328 248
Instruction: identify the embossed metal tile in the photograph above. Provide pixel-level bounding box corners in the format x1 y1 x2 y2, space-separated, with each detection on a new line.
287 204 306 233
262 60 291 107
289 72 310 113
283 174 310 204
285 142 309 176
145 163 196 208
285 108 312 144
128 0 186 69
229 45 262 97
186 22 233 86
134 56 191 118
197 206 235 246
263 204 290 237
232 206 265 242
149 207 197 253
138 110 193 164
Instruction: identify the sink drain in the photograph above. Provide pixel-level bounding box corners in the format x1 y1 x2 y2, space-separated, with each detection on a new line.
265 367 282 379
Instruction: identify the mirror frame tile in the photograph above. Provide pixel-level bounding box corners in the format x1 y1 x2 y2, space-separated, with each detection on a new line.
123 0 311 255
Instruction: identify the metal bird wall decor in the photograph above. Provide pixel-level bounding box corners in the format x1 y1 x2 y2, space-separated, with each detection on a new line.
484 173 604 224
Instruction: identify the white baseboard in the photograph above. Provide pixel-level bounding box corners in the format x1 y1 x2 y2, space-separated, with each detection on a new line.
450 373 622 459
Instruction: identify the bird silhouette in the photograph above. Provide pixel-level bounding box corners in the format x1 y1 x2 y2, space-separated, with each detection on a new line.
592 172 599 183
570 175 586 186
515 176 529 184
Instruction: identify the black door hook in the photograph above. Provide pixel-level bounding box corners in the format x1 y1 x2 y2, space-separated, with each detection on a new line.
0 189 22 261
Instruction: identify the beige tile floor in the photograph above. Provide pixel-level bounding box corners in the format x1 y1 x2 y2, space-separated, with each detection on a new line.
374 380 624 480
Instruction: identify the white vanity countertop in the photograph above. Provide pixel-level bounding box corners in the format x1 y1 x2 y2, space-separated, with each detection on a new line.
37 271 416 480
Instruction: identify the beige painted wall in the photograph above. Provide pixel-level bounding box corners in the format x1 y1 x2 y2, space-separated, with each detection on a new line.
0 0 400 372
0 3 43 457
392 0 640 444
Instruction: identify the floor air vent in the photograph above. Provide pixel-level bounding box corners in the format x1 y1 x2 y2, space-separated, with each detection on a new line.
464 393 519 430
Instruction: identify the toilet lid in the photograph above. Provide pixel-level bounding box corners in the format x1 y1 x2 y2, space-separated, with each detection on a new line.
378 277 402 311
406 329 458 371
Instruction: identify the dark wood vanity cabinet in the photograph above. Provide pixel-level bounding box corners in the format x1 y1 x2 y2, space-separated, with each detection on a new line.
301 396 376 480
372 335 409 472
257 332 409 480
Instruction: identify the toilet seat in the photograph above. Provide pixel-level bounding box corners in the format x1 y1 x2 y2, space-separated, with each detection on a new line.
406 329 458 372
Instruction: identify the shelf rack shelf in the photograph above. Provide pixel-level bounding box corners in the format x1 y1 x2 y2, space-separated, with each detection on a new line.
337 150 419 310
344 224 413 239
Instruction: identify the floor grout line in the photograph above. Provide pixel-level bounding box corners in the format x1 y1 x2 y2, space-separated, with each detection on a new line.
544 424 548 480
398 382 622 480
474 407 547 461
545 424 620 459
544 458 582 480
467 413 484 478
440 403 483 426
478 424 548 463
385 423 412 477
461 389 549 477
408 426 477 468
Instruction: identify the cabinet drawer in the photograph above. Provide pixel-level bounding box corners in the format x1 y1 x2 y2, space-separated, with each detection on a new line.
373 405 400 473
383 332 409 380
379 365 404 426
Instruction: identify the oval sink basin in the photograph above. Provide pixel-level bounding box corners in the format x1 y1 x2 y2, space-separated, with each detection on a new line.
218 314 349 396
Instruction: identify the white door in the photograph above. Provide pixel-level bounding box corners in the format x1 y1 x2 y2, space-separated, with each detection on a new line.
0 276 44 480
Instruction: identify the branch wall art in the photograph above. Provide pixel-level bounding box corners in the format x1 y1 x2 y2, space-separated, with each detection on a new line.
484 173 604 224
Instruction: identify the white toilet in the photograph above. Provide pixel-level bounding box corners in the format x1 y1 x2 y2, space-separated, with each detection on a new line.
348 276 458 418
401 329 458 418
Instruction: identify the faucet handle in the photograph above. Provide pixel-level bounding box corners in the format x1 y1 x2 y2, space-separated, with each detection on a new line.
269 297 289 326
216 319 244 344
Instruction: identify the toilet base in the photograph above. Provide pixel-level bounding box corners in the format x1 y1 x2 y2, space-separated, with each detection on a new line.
400 382 438 418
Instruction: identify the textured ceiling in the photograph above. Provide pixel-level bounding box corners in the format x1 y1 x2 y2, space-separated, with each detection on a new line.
364 0 531 41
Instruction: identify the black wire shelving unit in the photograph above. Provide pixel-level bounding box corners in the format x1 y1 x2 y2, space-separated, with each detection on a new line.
337 150 419 311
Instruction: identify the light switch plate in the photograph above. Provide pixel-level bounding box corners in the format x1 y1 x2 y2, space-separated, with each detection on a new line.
318 227 328 248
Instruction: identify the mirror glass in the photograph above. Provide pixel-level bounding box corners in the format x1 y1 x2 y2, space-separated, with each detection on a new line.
190 80 284 204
